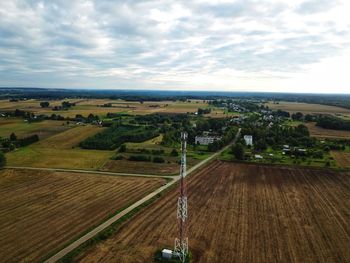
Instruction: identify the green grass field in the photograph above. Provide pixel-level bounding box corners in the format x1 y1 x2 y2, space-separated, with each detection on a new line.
6 125 113 170
0 118 73 139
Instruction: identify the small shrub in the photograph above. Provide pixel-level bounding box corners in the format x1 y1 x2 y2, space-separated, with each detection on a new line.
153 156 165 163
0 151 6 168
128 155 151 162
170 148 179 156
111 154 124 160
118 144 126 152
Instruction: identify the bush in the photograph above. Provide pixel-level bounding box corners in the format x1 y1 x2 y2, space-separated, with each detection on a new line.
151 149 164 155
17 134 39 147
170 148 179 156
118 144 126 152
153 156 165 163
40 101 50 108
111 154 124 160
128 155 151 162
232 143 244 160
10 133 17 141
312 150 324 159
0 151 6 168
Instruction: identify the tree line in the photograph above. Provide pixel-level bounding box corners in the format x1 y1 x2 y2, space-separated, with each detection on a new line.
80 124 160 150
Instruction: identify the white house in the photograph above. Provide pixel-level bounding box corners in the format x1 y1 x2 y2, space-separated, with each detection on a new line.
195 135 221 145
244 135 253 146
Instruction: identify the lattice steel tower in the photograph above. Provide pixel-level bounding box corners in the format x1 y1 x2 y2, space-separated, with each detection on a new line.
174 131 188 263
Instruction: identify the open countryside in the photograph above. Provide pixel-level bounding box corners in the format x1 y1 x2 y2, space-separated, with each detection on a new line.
1 1 350 262
76 161 350 263
0 90 349 263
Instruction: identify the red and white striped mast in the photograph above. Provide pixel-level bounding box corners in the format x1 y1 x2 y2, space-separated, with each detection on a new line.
174 131 188 263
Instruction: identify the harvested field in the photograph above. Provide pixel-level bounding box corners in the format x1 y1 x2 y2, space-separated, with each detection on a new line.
266 101 350 116
6 125 113 169
0 118 73 139
331 151 350 168
0 169 166 262
35 125 105 149
1 99 213 117
77 161 350 263
305 122 350 139
0 99 83 113
102 159 179 175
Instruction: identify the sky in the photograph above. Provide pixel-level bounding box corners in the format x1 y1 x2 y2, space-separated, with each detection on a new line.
0 0 350 94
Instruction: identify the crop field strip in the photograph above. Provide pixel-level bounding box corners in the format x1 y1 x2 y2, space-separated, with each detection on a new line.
0 169 166 262
76 161 350 263
0 119 73 139
331 151 350 168
5 125 113 169
1 99 218 117
305 122 350 139
266 101 350 116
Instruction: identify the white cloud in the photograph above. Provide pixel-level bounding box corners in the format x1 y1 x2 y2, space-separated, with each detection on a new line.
0 0 349 93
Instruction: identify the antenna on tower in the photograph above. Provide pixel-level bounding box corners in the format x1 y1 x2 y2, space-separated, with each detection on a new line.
174 131 188 263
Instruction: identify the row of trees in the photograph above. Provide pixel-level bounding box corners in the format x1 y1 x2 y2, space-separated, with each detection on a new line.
80 124 160 150
197 108 211 115
1 133 39 151
316 116 350 131
127 155 165 163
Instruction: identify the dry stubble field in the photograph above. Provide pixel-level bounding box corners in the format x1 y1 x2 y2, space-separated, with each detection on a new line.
305 122 350 139
331 151 350 168
266 101 350 117
0 99 223 117
0 169 166 262
77 161 350 263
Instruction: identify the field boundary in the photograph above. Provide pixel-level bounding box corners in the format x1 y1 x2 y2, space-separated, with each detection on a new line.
4 166 174 179
218 159 350 172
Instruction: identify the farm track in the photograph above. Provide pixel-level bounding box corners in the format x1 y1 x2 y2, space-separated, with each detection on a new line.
0 170 165 263
77 162 350 263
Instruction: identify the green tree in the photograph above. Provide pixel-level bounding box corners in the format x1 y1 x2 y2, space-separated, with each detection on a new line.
292 112 304 121
170 148 179 156
40 101 50 108
118 144 127 152
10 132 17 141
232 143 244 160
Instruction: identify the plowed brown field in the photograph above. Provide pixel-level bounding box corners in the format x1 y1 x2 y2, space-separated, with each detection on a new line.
77 161 350 263
0 169 165 262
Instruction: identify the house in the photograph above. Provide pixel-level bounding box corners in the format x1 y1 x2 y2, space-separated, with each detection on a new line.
244 135 253 146
283 148 290 153
195 135 221 145
255 154 263 159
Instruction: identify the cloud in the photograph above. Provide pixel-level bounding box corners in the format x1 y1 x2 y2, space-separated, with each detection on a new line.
0 0 349 93
296 0 338 14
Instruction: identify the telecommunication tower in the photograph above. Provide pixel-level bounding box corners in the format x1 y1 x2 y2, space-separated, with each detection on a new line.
174 131 188 263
